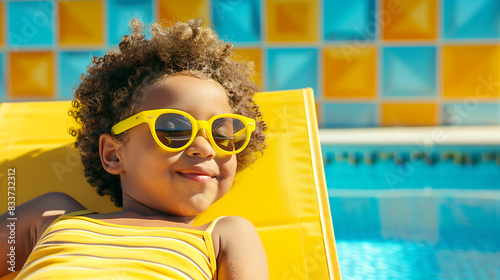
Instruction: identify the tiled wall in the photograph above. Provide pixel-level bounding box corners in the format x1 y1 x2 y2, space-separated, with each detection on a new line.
0 0 499 128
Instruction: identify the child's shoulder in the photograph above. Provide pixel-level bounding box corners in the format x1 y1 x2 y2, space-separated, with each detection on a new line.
210 216 259 248
211 216 256 232
208 216 269 278
29 192 88 234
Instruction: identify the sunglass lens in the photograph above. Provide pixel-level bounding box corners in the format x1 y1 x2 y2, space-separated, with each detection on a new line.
155 113 193 148
211 118 247 152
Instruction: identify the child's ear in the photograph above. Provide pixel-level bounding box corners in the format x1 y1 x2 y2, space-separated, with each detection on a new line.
99 133 125 175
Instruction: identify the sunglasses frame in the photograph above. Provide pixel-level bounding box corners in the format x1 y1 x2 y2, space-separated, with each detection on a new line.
111 109 256 155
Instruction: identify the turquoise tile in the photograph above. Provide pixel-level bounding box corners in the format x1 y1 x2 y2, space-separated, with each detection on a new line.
266 48 318 96
324 0 376 41
8 1 54 48
108 0 153 45
322 103 376 128
443 0 500 39
382 47 436 97
59 52 93 100
213 0 261 43
442 103 499 125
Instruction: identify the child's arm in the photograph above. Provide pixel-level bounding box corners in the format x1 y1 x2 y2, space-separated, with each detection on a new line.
0 192 87 277
215 216 269 280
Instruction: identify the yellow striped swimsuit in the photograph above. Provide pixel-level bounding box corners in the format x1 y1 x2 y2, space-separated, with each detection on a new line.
16 210 218 279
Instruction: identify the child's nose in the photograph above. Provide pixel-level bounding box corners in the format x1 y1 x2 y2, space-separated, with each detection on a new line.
186 129 216 158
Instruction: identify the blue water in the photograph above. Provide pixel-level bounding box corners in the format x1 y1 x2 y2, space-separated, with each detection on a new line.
324 145 500 279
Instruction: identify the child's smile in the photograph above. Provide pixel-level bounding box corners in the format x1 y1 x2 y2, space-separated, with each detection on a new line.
176 166 217 183
113 75 237 218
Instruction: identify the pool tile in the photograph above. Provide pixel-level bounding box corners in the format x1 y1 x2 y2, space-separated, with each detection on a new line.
0 3 4 46
267 0 318 42
8 1 54 47
382 0 437 40
322 103 376 127
212 0 261 43
10 52 54 98
233 48 262 88
442 103 500 126
443 0 500 39
59 1 104 46
324 46 376 98
266 48 318 95
381 102 437 126
158 0 209 25
323 0 376 41
108 0 153 45
0 53 4 100
382 46 436 97
59 52 93 99
442 45 500 99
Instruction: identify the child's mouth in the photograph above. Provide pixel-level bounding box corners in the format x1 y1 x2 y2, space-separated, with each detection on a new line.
178 172 214 183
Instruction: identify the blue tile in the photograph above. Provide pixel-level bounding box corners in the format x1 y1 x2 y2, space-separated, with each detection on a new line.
322 103 376 128
8 1 54 47
213 0 261 43
108 0 153 45
59 52 93 99
324 0 376 40
382 47 436 97
442 103 499 125
266 48 318 96
443 0 500 39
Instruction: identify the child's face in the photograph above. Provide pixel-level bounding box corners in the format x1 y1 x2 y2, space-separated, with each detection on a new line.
117 75 237 216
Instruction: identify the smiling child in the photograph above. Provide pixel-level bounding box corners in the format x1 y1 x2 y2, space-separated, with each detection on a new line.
0 19 268 280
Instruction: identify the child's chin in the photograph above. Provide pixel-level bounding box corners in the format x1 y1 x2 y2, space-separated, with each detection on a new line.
173 202 210 216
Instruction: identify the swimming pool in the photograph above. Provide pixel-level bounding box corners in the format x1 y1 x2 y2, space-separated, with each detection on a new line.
321 127 500 279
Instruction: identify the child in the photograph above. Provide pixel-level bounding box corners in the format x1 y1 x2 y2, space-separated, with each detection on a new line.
0 19 268 279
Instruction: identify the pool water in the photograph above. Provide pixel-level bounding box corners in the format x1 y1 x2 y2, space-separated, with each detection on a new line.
324 145 500 279
335 232 499 279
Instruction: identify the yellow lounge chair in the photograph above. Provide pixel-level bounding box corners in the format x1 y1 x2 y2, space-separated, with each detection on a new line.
0 88 342 280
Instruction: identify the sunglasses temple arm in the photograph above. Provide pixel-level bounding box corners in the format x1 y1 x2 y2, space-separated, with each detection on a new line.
111 113 147 135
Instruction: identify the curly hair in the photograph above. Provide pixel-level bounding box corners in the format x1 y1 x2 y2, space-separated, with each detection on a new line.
68 19 266 208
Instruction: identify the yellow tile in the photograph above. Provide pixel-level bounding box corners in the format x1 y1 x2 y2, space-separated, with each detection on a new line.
324 46 376 98
233 48 262 89
267 0 318 42
382 0 436 40
59 1 104 46
158 0 209 26
443 45 500 99
10 52 54 98
381 103 437 126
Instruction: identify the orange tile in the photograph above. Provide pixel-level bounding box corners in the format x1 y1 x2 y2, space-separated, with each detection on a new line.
443 45 500 99
267 0 318 42
158 0 209 26
10 52 54 98
233 48 262 89
59 1 104 46
381 103 437 126
324 46 376 98
0 3 3 46
382 0 437 40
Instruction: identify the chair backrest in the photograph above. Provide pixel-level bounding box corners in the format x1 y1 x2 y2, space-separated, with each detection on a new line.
0 88 342 279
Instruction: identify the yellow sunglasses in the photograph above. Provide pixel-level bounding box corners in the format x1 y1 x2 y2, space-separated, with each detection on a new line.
111 109 256 155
